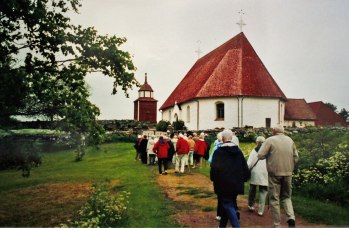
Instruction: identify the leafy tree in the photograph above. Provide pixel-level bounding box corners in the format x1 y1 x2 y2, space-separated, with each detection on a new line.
0 0 138 139
324 102 337 112
339 108 349 121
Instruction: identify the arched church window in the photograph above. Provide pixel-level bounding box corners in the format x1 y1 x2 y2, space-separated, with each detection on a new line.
174 113 178 122
216 102 224 120
186 106 190 123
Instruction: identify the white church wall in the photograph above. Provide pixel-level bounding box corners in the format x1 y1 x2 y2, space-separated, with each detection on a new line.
181 101 198 130
161 109 171 122
242 98 282 128
198 98 239 130
161 97 285 130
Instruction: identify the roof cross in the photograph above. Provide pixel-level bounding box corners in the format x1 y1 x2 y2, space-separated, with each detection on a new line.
195 40 202 59
236 9 246 32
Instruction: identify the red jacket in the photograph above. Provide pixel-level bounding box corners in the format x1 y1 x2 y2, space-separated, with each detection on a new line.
176 137 190 155
153 140 170 158
194 139 207 156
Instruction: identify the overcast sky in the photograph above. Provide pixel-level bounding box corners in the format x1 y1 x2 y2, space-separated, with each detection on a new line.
70 0 349 120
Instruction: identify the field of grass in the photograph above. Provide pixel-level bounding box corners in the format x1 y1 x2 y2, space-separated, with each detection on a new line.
1 141 349 226
0 143 178 227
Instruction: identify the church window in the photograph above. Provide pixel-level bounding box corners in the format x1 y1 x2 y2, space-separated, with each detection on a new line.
174 113 178 122
216 102 224 120
186 106 190 123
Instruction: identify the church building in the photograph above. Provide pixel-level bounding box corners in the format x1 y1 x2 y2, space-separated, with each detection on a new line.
134 73 158 123
159 32 287 130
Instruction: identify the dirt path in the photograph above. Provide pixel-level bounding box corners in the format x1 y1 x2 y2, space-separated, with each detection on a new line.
156 169 319 227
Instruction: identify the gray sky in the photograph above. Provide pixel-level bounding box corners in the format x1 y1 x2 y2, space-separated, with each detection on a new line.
70 0 349 120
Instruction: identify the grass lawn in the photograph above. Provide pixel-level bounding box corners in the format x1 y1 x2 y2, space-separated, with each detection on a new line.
1 141 349 226
0 143 178 227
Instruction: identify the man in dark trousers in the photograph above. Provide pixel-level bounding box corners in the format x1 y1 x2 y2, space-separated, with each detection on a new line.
210 129 249 228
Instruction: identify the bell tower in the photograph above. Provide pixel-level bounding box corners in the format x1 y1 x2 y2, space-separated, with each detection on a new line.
134 73 158 123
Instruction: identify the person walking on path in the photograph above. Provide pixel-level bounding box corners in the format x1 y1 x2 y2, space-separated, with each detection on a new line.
187 135 195 166
134 135 142 161
257 125 299 228
210 130 250 227
208 131 223 221
147 135 156 165
193 133 207 168
247 136 268 216
175 133 190 173
153 136 170 175
204 133 211 162
208 132 223 164
139 135 148 164
167 136 175 169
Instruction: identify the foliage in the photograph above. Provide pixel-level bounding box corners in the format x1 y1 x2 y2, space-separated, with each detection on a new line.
292 128 349 206
291 128 348 168
103 133 137 143
0 0 137 143
70 180 130 227
172 120 185 131
234 127 259 143
156 120 170 132
0 135 41 177
339 108 349 120
74 144 86 162
324 102 337 112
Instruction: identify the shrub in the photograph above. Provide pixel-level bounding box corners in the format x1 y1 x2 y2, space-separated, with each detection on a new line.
103 133 137 143
71 181 130 227
172 120 185 131
293 151 349 206
156 120 170 132
0 135 41 177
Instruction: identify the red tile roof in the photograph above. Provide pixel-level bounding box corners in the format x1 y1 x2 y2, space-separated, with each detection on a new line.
285 99 316 120
160 32 287 110
308 101 347 126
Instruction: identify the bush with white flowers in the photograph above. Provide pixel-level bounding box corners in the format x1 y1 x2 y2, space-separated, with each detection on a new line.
72 181 130 227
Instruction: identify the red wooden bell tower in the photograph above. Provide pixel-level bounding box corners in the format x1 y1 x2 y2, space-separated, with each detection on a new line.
134 73 158 123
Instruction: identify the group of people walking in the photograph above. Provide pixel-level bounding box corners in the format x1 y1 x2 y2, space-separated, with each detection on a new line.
134 125 298 228
134 132 211 175
210 125 298 228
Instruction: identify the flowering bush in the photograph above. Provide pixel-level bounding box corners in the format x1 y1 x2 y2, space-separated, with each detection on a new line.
292 128 349 206
71 181 130 227
293 151 349 205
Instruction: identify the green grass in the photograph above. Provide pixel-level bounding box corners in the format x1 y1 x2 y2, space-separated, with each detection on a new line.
0 143 178 227
2 141 349 226
293 195 349 226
